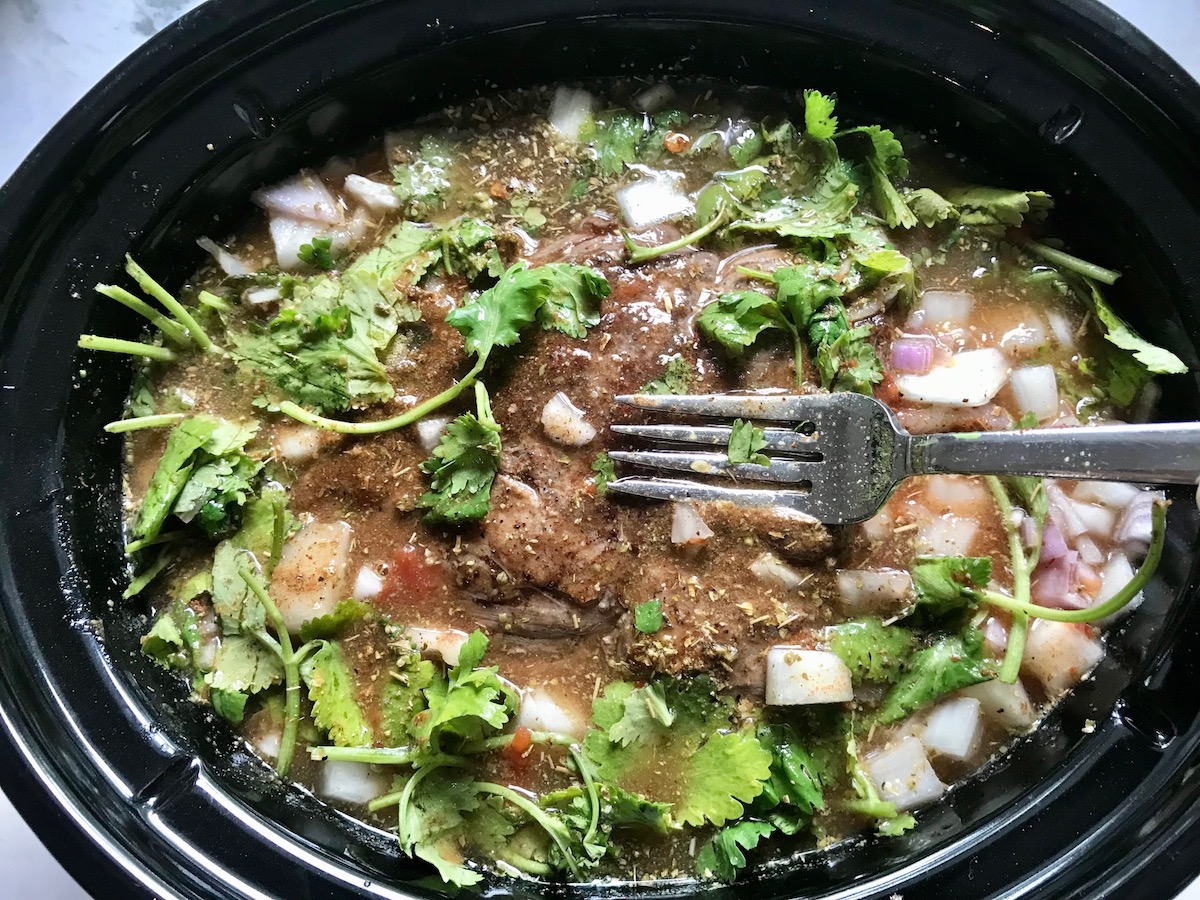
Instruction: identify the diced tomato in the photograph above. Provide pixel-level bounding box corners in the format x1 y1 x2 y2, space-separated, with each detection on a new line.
377 544 445 613
502 726 534 768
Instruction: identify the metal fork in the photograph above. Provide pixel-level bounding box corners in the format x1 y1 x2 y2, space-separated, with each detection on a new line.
606 392 1200 524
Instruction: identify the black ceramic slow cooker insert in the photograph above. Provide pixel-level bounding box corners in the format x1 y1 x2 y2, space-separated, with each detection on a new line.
1 1 1199 897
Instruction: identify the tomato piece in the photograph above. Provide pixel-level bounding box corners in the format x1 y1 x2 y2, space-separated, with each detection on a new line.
378 544 445 612
502 726 534 767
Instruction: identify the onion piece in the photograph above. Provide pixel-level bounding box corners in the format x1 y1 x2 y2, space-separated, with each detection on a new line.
958 679 1036 730
983 616 1009 655
915 515 978 556
1000 316 1048 355
1072 480 1141 509
1040 521 1068 561
924 474 988 509
268 215 326 270
918 290 974 325
863 736 946 812
894 349 1010 407
252 172 341 224
1094 552 1142 626
515 688 585 738
1022 620 1103 695
273 424 330 463
245 287 283 307
1074 535 1104 566
415 416 449 452
890 335 936 375
352 566 384 601
541 392 596 446
1047 310 1077 350
616 170 694 230
671 501 714 545
751 553 808 590
1031 550 1079 607
196 236 250 276
836 569 913 612
343 174 400 212
1072 502 1117 539
549 87 596 141
922 697 983 761
1115 491 1157 550
765 648 854 705
634 83 675 113
317 760 387 805
406 627 469 667
1010 365 1059 422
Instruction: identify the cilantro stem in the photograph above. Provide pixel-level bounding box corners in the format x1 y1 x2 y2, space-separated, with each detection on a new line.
96 284 192 347
104 413 186 433
124 530 185 554
472 782 582 880
568 744 601 847
735 266 773 281
311 745 420 765
1023 240 1121 286
124 255 215 351
276 360 484 435
622 202 731 264
974 500 1167 624
784 320 805 389
987 476 1029 684
239 566 300 776
78 335 177 362
197 290 231 312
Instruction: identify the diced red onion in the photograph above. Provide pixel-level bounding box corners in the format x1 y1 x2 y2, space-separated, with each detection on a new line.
1115 491 1157 550
1047 483 1087 539
1040 521 1068 561
890 335 936 375
1031 550 1078 606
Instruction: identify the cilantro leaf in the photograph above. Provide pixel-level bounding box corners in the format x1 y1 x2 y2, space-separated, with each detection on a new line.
535 264 611 339
608 682 675 747
728 419 770 466
396 767 494 887
696 291 783 355
756 723 825 820
593 112 648 175
380 651 437 747
206 633 283 695
728 126 765 167
904 187 956 226
392 135 453 216
297 235 335 270
1085 280 1187 375
210 486 288 636
634 599 664 634
417 382 502 524
210 688 249 725
837 125 915 228
299 597 372 643
301 640 374 746
945 186 1053 231
803 90 838 141
878 628 993 724
674 730 772 827
696 820 774 882
911 555 992 617
640 356 693 394
808 304 884 394
141 600 200 670
591 452 616 496
772 265 844 330
827 618 916 684
420 631 514 745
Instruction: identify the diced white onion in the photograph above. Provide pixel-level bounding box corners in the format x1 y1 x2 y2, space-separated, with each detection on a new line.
836 569 913 611
317 760 387 805
1072 502 1117 539
267 215 325 271
750 552 808 590
549 87 596 141
194 607 220 672
671 501 714 545
274 424 325 462
616 171 694 230
915 515 979 556
415 416 449 452
923 475 988 508
1075 536 1104 566
958 679 1036 730
863 736 946 812
919 290 974 325
541 392 596 446
634 83 675 113
765 648 854 705
1047 483 1088 540
1095 551 1142 626
1000 316 1048 355
196 236 250 276
250 726 282 761
860 508 894 544
406 627 469 667
253 173 341 224
922 697 983 761
245 287 283 306
343 174 400 211
1010 365 1060 422
1047 310 1077 350
1022 620 1103 695
1072 481 1141 509
272 521 353 633
352 566 384 601
515 688 585 738
894 349 1010 407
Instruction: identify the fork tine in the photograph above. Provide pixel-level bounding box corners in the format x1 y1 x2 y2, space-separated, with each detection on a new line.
608 450 819 484
605 476 811 507
611 423 821 455
615 392 835 423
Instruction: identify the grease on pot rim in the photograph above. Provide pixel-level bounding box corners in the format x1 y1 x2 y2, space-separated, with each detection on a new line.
81 80 1180 886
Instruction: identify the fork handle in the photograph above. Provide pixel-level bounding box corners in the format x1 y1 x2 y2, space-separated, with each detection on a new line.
907 422 1200 485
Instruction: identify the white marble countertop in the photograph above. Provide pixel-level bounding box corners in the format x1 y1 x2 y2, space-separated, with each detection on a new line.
1 1 1198 897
